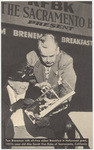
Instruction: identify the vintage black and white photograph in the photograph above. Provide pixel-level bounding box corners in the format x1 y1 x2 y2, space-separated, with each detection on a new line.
1 1 92 149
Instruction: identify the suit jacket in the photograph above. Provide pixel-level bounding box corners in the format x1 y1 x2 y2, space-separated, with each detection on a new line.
26 50 77 90
26 50 77 138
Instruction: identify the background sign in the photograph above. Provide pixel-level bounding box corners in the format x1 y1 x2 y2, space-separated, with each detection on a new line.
1 26 92 46
1 2 92 37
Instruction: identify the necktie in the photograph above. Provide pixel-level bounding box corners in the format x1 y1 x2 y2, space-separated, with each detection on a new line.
45 67 51 81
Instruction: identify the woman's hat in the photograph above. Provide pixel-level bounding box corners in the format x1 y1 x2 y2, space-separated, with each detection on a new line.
8 63 36 83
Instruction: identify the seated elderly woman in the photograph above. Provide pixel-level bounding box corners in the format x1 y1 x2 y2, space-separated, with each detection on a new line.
2 64 55 149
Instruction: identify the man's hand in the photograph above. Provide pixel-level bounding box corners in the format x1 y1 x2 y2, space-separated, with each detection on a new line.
35 82 51 91
10 98 35 112
35 114 50 127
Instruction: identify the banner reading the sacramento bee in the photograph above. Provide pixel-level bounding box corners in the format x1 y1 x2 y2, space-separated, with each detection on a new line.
1 2 92 37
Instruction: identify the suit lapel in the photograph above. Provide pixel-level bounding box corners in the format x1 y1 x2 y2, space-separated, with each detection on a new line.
48 53 62 85
34 60 46 83
48 61 59 85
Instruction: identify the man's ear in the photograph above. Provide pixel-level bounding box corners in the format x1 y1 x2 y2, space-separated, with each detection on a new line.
56 47 59 55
